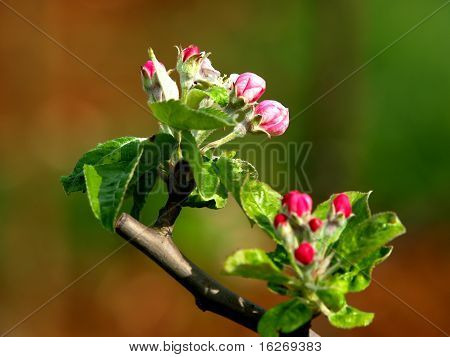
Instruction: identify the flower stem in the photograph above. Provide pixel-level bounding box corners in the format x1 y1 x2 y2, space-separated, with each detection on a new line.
200 122 247 154
195 130 214 145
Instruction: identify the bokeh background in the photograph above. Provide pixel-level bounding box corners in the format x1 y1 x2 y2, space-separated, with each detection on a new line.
0 0 449 337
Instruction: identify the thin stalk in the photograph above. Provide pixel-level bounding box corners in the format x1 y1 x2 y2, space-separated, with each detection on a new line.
200 123 247 154
195 130 214 145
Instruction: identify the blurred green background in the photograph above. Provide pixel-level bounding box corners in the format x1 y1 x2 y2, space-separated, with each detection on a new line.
0 0 449 336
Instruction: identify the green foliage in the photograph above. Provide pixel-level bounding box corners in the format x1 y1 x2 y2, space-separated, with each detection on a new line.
186 86 229 108
257 299 313 337
62 134 178 230
149 100 235 130
316 280 347 312
182 184 228 209
129 134 177 220
335 212 405 266
61 137 142 195
341 246 393 292
130 168 158 219
328 305 374 329
224 249 290 284
204 86 229 106
83 139 143 230
240 179 282 243
216 157 258 204
180 131 221 200
267 245 290 269
185 89 209 109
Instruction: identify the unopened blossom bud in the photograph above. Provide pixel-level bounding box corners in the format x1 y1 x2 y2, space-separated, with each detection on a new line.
294 242 315 265
182 44 200 62
253 100 289 136
282 190 312 217
333 193 352 218
234 72 266 103
146 49 179 102
142 60 157 78
274 213 288 228
177 45 206 90
274 214 296 250
308 217 323 232
141 60 163 102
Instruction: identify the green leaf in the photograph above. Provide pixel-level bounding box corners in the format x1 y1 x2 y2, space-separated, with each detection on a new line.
205 86 229 106
224 249 289 284
240 180 282 243
316 278 348 312
83 140 143 230
130 168 158 219
186 86 229 109
335 212 405 266
344 246 393 292
182 183 228 209
129 134 177 219
267 282 290 296
328 305 374 329
181 131 221 200
61 137 142 194
149 100 235 130
257 299 313 337
267 245 290 270
216 157 258 204
185 88 210 109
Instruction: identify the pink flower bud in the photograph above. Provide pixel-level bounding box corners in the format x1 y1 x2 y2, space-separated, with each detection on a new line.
282 190 312 217
182 44 200 62
273 213 288 228
254 100 289 136
142 60 156 78
333 193 352 218
294 242 315 265
234 72 266 103
308 218 323 232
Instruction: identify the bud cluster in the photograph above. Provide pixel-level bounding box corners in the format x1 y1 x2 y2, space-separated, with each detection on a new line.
141 44 290 143
274 191 353 279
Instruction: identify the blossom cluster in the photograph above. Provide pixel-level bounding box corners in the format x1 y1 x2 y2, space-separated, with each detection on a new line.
274 191 352 272
141 44 290 137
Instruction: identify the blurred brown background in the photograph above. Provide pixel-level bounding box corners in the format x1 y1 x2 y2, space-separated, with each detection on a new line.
0 0 449 336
